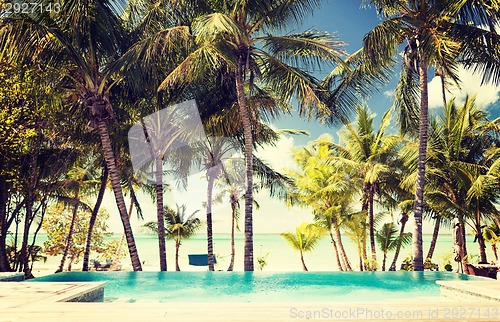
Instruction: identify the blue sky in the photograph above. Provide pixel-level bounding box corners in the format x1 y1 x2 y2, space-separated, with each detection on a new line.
274 0 500 146
273 0 393 145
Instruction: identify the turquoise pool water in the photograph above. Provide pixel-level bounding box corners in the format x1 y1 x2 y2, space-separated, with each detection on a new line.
31 271 478 303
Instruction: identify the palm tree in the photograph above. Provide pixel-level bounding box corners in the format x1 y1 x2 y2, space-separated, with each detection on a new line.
156 0 364 270
483 221 500 262
362 0 500 270
51 158 102 273
376 222 412 271
143 204 202 271
195 137 242 271
388 202 411 271
288 138 358 271
281 223 326 271
401 95 500 267
1 0 143 270
465 158 500 263
327 106 399 270
213 159 245 271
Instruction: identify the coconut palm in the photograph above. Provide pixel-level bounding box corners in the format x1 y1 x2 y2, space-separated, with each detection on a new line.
154 0 372 271
326 105 399 270
388 201 411 271
52 159 101 273
288 137 357 271
0 0 144 270
143 204 202 271
376 222 412 271
281 223 326 271
465 157 500 263
483 221 500 262
401 95 500 266
212 159 245 271
343 211 368 271
362 0 500 270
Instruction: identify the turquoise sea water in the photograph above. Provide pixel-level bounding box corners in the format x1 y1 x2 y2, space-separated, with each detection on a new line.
31 233 493 273
31 271 479 303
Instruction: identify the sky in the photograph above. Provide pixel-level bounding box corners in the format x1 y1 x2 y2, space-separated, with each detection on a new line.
103 0 500 236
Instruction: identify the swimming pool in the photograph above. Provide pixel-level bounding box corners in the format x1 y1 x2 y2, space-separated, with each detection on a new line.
31 271 478 303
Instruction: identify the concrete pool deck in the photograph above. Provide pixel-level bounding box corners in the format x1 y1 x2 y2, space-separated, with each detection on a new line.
1 281 500 321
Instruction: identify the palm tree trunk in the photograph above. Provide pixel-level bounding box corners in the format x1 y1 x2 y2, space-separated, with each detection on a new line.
206 174 215 271
57 190 79 273
175 229 181 271
155 157 167 271
426 216 441 260
356 241 364 271
362 229 369 271
476 207 487 263
368 187 377 270
333 221 352 271
82 166 108 271
329 231 343 271
0 179 11 272
459 213 468 272
227 199 236 271
492 244 498 261
112 199 134 269
382 252 387 271
236 56 254 271
300 250 308 271
96 119 142 271
20 136 39 279
412 60 429 271
67 253 74 272
389 212 408 271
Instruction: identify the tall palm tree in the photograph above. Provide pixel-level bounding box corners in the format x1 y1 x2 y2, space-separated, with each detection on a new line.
143 204 202 271
281 222 326 271
0 0 143 270
363 0 500 270
156 0 365 270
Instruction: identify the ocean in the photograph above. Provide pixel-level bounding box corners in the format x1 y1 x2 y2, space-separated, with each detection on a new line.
30 233 494 275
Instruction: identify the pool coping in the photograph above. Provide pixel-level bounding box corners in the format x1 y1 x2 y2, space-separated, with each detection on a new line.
0 272 25 282
3 279 500 321
0 282 106 310
437 279 500 303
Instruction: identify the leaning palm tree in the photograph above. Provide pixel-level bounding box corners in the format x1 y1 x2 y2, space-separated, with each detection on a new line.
154 0 370 271
281 223 326 271
0 0 143 270
362 0 500 270
143 204 202 271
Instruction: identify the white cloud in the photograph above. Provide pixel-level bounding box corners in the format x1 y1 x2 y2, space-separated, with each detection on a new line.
254 134 299 173
428 66 500 110
384 89 395 98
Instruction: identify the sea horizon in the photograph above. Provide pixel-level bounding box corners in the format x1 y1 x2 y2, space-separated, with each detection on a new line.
28 232 493 277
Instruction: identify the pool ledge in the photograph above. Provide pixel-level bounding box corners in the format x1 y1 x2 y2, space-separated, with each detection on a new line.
0 272 25 282
437 279 500 303
0 282 106 309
